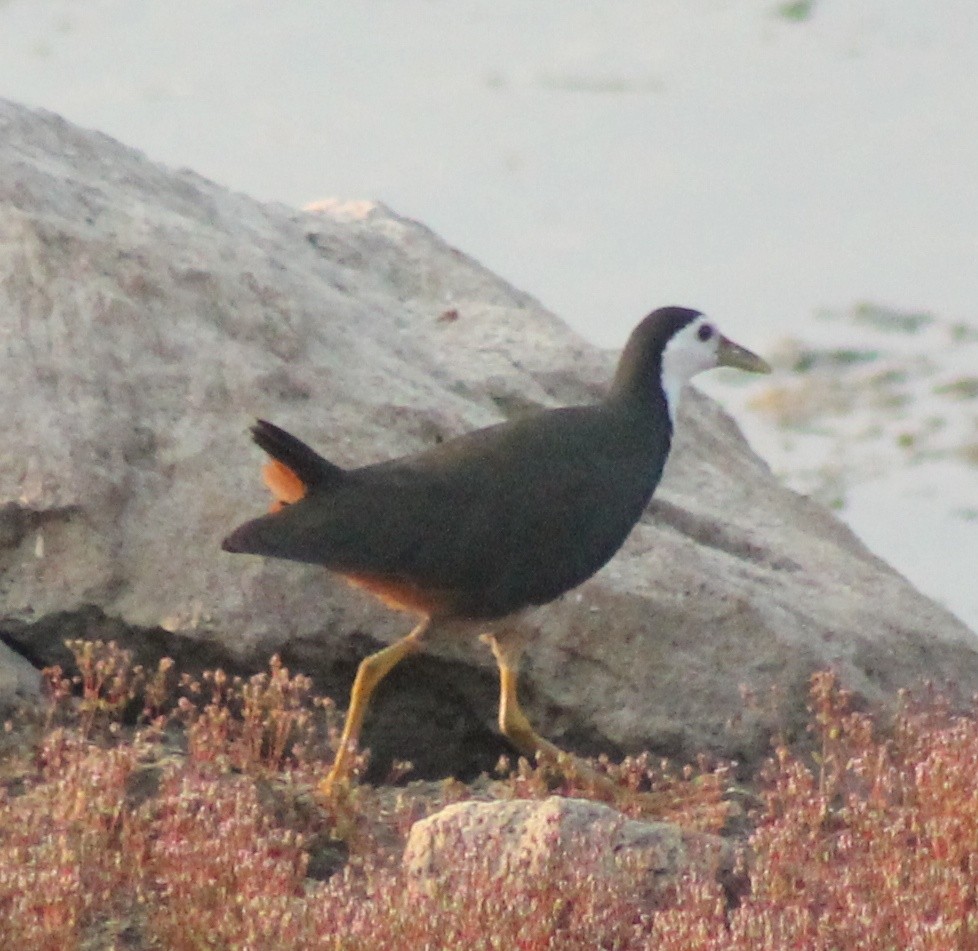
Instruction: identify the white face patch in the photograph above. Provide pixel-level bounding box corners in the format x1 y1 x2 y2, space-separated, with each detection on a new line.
660 314 721 424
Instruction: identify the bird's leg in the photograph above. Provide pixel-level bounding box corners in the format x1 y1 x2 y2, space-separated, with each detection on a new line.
481 632 563 762
481 632 646 807
321 617 430 796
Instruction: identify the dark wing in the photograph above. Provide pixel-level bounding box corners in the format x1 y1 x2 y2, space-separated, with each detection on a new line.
224 407 667 619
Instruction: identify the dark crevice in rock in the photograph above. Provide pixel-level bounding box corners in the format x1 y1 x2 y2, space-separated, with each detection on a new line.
0 605 237 679
648 498 802 571
280 632 513 782
0 605 515 782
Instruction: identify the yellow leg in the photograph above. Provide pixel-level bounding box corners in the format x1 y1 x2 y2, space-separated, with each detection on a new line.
321 618 430 796
482 633 563 761
482 633 644 806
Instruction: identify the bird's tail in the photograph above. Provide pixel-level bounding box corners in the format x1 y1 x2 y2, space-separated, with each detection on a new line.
222 419 346 555
249 419 344 512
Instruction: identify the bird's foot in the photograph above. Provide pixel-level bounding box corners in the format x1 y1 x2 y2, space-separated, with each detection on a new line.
318 774 340 799
318 762 357 800
531 749 671 816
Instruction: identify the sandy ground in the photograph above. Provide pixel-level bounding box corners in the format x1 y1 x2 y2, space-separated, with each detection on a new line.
0 0 974 629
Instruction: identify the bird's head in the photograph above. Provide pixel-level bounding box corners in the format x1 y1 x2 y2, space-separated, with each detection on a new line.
610 306 770 422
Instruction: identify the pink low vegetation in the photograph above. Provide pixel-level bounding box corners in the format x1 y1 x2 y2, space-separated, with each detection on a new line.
1 641 977 949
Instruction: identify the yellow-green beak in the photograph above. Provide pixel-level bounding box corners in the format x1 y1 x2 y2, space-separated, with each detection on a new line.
717 335 771 374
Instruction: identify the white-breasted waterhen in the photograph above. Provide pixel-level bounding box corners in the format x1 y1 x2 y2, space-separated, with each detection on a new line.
223 306 770 797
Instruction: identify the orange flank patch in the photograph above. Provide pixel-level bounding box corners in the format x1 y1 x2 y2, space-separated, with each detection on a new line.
342 571 452 616
261 459 306 513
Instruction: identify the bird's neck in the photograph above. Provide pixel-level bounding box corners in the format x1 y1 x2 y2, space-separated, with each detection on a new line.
608 324 697 427
605 357 673 421
659 363 689 427
609 369 694 450
602 379 674 479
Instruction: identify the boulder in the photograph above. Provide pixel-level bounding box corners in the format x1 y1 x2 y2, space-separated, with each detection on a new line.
403 796 729 908
1 98 976 779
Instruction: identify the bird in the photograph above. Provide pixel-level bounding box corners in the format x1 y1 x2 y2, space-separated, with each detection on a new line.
222 306 770 796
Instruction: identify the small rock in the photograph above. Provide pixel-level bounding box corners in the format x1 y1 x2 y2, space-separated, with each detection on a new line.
403 796 729 907
0 642 41 715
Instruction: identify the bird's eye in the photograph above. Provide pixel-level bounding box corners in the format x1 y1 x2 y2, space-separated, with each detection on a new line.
697 323 715 342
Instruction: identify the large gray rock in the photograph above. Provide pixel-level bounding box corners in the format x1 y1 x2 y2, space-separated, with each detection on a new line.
1 99 975 778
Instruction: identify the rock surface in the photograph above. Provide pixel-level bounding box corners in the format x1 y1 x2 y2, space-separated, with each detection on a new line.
0 640 40 715
1 98 976 778
403 796 728 907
